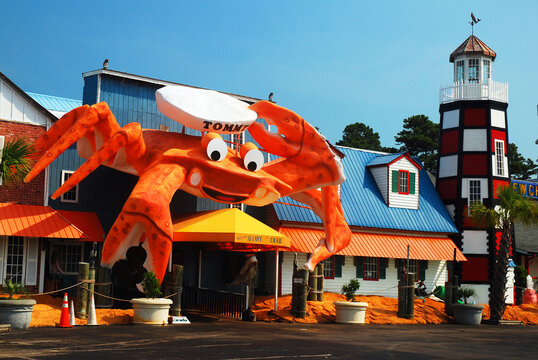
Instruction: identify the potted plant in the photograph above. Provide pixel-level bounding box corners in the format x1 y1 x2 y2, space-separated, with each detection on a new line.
452 287 484 325
0 279 36 330
130 272 173 325
334 279 368 324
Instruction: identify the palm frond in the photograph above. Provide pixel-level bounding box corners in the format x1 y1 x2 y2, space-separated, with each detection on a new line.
0 137 35 184
469 201 499 228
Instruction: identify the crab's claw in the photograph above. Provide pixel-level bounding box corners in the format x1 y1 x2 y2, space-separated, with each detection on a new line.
247 101 345 194
101 164 186 283
291 186 351 271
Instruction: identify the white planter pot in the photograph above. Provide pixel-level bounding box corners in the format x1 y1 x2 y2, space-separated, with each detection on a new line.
452 304 484 325
0 299 36 330
130 298 173 325
334 301 368 324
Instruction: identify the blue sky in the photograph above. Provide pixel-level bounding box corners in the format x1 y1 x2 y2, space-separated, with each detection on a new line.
1 1 536 160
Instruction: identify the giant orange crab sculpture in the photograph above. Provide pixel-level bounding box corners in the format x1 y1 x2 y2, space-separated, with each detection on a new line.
25 87 351 283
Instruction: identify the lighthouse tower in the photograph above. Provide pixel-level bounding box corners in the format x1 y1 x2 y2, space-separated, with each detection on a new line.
436 34 510 304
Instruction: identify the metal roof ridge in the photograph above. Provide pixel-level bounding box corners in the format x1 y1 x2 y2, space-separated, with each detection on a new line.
334 145 389 155
81 69 263 103
26 92 82 103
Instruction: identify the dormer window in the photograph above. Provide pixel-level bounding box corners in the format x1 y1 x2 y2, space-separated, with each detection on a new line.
367 153 421 210
398 170 409 194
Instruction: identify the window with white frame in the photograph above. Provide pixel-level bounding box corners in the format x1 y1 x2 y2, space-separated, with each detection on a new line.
482 59 491 82
363 257 379 280
399 170 409 194
60 170 79 203
456 60 464 82
495 140 505 176
4 236 25 283
55 243 83 274
322 256 335 279
468 59 479 84
469 180 482 207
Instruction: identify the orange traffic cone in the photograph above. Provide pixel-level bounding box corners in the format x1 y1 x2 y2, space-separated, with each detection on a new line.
57 293 73 328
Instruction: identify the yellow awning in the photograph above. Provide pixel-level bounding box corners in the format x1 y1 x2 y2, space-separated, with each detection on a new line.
172 208 290 248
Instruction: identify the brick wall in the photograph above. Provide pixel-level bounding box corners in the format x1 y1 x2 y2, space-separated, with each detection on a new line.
0 120 47 205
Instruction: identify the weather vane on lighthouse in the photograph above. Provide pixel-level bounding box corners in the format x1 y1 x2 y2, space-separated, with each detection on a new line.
469 12 481 36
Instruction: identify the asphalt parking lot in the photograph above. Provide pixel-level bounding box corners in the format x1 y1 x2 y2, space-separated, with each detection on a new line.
1 320 537 360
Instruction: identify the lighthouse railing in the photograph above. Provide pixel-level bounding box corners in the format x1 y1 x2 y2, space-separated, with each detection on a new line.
440 80 508 104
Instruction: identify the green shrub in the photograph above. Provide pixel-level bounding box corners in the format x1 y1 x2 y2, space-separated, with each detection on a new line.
456 287 476 304
142 272 162 298
341 278 360 301
2 278 29 299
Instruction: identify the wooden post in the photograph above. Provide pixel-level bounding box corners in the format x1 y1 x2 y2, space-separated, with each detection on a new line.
445 248 458 316
95 267 112 308
317 263 324 302
291 268 309 318
167 265 184 316
75 262 89 319
86 266 95 315
308 265 318 301
398 273 415 319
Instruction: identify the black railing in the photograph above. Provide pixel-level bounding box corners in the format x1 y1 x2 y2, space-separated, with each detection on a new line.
182 286 245 319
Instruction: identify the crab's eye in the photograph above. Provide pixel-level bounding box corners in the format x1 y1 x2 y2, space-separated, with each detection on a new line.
240 142 264 172
202 132 228 161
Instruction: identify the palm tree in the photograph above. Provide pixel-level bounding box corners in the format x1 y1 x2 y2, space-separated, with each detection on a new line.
0 137 34 184
470 185 538 321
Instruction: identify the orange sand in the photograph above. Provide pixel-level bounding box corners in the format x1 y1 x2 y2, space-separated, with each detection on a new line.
252 293 538 325
26 295 133 327
2 292 536 326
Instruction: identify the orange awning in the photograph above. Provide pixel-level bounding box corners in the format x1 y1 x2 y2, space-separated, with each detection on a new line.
0 203 104 242
279 227 466 261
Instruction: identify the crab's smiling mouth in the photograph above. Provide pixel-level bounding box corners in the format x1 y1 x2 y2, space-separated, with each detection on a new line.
202 187 248 203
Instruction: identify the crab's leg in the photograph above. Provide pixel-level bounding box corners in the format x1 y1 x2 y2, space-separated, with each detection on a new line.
25 102 121 183
290 185 351 271
248 101 345 194
50 123 146 199
101 163 186 283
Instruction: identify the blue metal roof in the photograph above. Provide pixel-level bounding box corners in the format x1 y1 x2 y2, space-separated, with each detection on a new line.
274 146 458 234
366 152 405 167
26 92 82 113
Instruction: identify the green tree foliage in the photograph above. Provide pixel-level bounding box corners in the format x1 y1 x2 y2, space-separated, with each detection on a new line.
470 185 538 321
394 115 439 174
0 137 34 184
336 122 397 153
509 143 537 179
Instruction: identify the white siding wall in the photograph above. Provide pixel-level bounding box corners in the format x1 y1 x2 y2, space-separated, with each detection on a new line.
370 167 388 203
0 79 48 126
442 109 459 129
463 129 487 151
388 158 419 209
439 155 458 178
491 109 506 129
461 230 489 254
280 253 448 299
